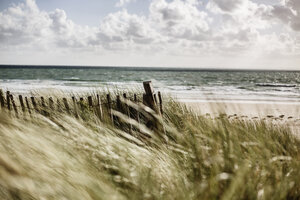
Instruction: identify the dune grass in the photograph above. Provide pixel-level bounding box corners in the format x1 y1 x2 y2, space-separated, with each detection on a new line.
0 92 299 200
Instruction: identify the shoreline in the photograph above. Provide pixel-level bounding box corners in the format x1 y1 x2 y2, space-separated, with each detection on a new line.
184 101 300 136
184 101 300 118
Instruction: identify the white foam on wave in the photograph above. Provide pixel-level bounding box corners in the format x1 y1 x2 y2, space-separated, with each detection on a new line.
1 79 299 104
0 79 143 95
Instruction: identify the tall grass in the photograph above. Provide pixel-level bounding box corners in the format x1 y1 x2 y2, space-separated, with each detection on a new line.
0 92 299 200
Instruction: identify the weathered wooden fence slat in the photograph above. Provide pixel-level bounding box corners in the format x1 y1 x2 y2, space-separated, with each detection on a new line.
107 94 113 124
116 95 122 111
10 95 18 116
49 97 54 110
79 97 84 111
143 81 159 113
158 91 163 115
0 81 163 134
31 97 39 112
57 99 61 112
6 91 11 111
96 94 103 120
88 96 93 108
0 89 5 109
19 95 26 112
25 97 31 114
63 98 70 114
41 97 46 108
72 97 79 118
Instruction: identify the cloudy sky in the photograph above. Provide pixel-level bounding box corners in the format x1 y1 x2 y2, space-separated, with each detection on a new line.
0 0 299 69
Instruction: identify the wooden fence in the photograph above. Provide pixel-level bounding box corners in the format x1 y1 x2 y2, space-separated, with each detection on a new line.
0 81 163 131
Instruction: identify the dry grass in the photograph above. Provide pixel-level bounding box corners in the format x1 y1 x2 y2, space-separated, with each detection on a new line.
0 92 299 200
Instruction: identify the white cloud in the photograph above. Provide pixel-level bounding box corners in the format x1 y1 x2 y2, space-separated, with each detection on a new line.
0 0 98 50
0 0 52 46
0 0 299 69
207 0 247 13
149 0 211 41
264 0 300 31
97 10 162 53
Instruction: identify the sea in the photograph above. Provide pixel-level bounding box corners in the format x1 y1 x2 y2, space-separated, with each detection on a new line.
0 65 300 104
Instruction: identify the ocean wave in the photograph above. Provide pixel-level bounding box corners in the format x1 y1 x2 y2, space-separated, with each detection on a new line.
61 77 80 81
256 83 297 88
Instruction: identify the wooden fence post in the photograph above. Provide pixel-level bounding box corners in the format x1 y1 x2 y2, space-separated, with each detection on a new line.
63 98 70 114
134 94 138 102
0 89 5 109
158 91 163 115
49 97 54 110
10 95 18 116
40 96 47 115
41 97 46 108
116 95 122 111
57 99 61 111
88 96 93 108
79 97 84 111
96 94 103 120
153 93 158 105
72 97 79 118
25 97 31 114
143 81 159 113
107 94 113 124
6 91 11 111
19 95 26 112
143 81 164 131
31 97 38 112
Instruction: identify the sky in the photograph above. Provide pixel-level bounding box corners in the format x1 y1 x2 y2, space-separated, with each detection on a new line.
0 0 299 69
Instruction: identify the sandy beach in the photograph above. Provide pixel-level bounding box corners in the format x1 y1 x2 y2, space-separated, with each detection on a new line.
185 101 300 118
185 101 300 136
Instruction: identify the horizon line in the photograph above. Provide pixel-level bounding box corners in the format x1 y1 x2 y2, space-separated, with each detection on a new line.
0 64 299 72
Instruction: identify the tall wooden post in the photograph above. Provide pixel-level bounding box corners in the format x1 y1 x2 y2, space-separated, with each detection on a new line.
0 89 5 109
96 94 103 120
134 94 138 102
158 91 163 115
6 91 11 111
107 94 113 124
143 81 158 113
72 97 79 118
88 96 93 108
10 95 18 116
49 97 54 110
78 97 84 113
63 98 70 114
25 97 31 114
40 96 47 115
31 97 38 112
19 95 26 112
57 99 61 111
41 97 46 108
143 81 164 131
116 95 122 111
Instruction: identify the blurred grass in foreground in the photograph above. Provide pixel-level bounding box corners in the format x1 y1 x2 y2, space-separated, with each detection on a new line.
0 93 299 200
